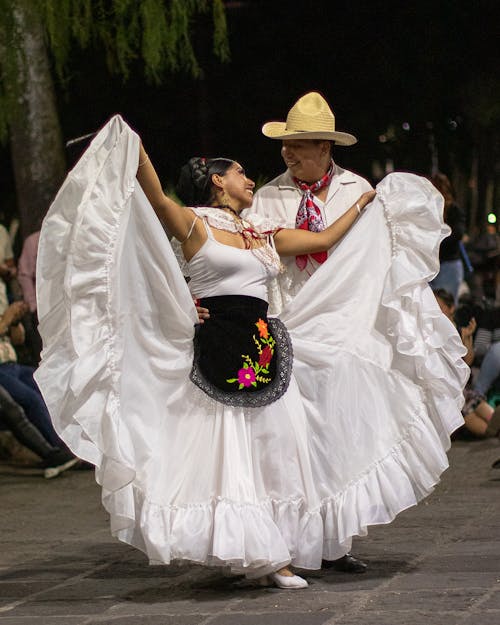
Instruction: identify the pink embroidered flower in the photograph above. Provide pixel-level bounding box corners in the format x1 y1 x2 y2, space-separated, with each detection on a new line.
258 345 273 367
238 366 256 387
255 318 268 339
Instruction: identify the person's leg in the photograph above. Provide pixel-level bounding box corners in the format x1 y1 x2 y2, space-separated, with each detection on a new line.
0 384 56 458
473 342 500 396
0 364 61 447
16 362 44 393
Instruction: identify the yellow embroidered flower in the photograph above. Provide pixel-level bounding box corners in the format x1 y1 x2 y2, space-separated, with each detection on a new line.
255 318 268 339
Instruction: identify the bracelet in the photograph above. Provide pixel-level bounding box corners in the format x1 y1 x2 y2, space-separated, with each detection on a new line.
356 202 362 215
138 154 150 168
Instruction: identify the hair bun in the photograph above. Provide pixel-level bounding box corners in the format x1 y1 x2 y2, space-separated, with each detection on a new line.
190 157 210 190
176 156 235 206
176 157 208 205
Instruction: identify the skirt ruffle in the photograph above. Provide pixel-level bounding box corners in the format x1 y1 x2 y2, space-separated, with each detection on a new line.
35 116 467 575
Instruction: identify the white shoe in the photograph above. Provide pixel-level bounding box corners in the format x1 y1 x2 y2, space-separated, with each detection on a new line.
269 571 308 589
44 457 79 479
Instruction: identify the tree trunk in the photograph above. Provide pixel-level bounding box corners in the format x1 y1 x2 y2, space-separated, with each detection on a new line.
7 1 66 240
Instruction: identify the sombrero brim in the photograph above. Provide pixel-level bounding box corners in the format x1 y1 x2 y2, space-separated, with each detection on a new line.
262 122 357 146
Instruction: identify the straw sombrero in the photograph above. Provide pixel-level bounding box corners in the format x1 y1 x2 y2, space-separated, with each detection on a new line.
262 91 357 146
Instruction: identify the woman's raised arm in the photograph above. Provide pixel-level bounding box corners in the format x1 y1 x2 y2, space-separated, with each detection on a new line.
274 191 376 257
135 143 195 241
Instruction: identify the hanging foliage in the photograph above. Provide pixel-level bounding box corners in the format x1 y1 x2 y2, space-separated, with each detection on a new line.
0 0 230 142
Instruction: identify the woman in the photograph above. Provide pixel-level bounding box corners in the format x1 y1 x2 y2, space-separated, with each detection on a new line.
35 116 468 590
429 172 466 305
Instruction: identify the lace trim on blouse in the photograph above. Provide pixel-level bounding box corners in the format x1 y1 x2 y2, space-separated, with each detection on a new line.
173 207 284 276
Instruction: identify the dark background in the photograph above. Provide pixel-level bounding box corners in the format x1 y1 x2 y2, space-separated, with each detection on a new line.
1 0 499 227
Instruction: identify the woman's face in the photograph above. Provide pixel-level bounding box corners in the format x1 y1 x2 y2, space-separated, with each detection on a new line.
216 162 255 210
436 295 455 321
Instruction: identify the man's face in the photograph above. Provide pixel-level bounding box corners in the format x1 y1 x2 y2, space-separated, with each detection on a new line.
281 139 330 182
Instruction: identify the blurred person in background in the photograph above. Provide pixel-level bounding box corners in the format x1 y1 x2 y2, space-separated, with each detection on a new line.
429 173 466 305
434 288 500 438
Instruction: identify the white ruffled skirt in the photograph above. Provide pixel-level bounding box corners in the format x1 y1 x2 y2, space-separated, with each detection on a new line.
35 116 468 577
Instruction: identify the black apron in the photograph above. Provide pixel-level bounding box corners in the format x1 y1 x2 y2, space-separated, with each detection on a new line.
190 295 293 407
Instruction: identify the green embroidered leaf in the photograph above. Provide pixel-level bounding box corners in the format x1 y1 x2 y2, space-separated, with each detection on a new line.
238 383 244 390
226 378 237 383
251 381 257 387
253 335 261 351
243 362 249 369
256 375 271 383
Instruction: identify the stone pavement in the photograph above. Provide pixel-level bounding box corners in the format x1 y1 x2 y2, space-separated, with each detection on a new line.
1 438 500 625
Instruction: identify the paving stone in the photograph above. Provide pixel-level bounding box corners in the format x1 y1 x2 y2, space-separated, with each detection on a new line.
1 443 500 624
366 589 484 611
480 592 500 609
0 581 61 599
0 618 85 625
5 598 118 617
87 616 205 625
209 614 332 625
460 612 500 625
329 610 465 625
387 572 500 591
226 587 360 613
419 554 500 573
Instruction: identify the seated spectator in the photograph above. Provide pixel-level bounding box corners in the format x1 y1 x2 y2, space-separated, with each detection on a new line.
17 230 42 365
0 384 77 478
473 342 500 396
0 221 18 312
434 288 500 437
0 300 75 451
429 173 466 305
467 223 500 305
467 306 500 406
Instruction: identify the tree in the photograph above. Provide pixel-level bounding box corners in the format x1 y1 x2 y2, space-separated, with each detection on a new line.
0 0 229 239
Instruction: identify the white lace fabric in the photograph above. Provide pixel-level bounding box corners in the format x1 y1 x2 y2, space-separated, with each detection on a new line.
172 207 284 278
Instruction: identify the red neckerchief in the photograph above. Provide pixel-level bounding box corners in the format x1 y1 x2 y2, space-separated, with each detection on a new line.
293 160 334 270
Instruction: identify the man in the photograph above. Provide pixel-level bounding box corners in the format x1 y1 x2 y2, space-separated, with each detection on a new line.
250 91 373 316
249 91 372 573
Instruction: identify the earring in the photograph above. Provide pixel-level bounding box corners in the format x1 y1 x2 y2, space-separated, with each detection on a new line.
220 190 232 208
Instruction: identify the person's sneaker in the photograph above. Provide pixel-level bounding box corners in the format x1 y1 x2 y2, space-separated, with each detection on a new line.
43 449 79 479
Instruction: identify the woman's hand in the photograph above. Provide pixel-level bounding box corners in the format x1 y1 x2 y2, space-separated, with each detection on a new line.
274 189 378 258
2 301 28 326
461 317 477 341
357 190 377 212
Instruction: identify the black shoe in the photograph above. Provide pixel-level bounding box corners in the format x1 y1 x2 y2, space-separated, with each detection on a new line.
322 553 368 573
43 449 79 479
489 458 500 480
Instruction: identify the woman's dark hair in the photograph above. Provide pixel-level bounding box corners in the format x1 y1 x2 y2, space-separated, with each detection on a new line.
433 288 455 308
176 157 235 206
430 172 455 207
